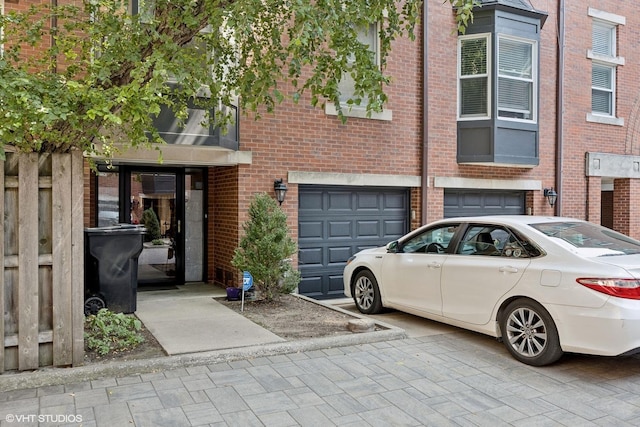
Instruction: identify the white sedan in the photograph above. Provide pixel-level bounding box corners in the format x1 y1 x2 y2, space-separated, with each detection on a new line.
343 215 640 366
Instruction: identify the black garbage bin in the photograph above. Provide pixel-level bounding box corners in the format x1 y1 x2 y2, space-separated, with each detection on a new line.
84 224 146 315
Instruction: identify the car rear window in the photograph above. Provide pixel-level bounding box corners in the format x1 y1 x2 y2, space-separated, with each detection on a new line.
531 221 640 255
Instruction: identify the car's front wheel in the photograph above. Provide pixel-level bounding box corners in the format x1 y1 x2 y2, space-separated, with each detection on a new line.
352 270 383 314
500 299 563 366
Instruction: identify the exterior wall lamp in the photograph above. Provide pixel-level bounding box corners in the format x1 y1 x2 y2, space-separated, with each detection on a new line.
543 188 558 207
274 178 288 205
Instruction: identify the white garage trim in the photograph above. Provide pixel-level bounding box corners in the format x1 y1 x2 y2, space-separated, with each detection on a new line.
434 176 541 191
289 171 421 187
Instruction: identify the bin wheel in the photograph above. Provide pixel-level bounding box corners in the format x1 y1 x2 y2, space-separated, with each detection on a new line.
84 295 106 316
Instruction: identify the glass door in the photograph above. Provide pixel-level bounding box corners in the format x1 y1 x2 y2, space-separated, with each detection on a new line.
95 165 206 286
128 169 184 285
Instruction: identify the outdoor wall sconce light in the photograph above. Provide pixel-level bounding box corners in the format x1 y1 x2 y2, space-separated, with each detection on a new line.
274 178 288 205
543 188 558 207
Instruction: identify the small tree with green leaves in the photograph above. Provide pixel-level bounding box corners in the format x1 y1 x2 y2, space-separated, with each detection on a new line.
141 208 161 242
232 193 300 301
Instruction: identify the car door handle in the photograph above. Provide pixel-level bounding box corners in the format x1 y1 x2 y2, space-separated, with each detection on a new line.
499 266 519 273
428 262 442 269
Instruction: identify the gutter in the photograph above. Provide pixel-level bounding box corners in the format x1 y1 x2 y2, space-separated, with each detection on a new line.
555 0 565 215
420 1 429 225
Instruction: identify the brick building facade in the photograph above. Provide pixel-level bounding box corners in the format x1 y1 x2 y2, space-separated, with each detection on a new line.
87 0 640 298
7 0 640 299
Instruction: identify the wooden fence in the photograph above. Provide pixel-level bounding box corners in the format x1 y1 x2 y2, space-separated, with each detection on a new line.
1 150 85 372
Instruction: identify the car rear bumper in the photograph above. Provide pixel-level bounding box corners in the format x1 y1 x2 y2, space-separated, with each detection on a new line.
550 299 640 356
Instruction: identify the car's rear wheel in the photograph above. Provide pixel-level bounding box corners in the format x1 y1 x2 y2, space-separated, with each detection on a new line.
353 270 383 314
500 299 563 366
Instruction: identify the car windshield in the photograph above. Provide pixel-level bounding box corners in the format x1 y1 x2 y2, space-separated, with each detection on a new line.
531 221 640 256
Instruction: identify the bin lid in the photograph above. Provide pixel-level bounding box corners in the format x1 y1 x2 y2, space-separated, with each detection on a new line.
85 224 147 235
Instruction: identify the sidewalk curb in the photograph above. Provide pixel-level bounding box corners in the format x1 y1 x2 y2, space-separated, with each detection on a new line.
0 326 407 393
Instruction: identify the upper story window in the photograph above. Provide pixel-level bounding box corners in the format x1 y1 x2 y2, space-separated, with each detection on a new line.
586 8 625 126
591 22 616 116
497 36 536 122
458 34 490 119
458 33 536 123
454 2 546 168
325 22 392 121
338 23 378 105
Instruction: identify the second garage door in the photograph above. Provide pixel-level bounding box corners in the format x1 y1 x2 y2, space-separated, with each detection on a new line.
298 185 409 299
444 189 526 218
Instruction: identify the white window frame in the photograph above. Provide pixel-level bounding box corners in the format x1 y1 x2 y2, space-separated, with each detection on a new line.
325 22 392 121
497 35 537 123
586 8 625 126
457 33 491 121
591 62 615 117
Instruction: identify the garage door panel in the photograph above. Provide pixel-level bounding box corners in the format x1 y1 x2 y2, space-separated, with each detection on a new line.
462 193 482 208
356 193 379 210
329 246 351 263
384 219 407 237
483 193 502 208
504 193 525 208
356 220 380 238
299 191 324 210
328 192 352 211
298 276 322 297
298 247 323 266
299 185 408 299
444 189 525 218
328 275 346 296
384 193 407 210
299 221 323 239
328 221 351 238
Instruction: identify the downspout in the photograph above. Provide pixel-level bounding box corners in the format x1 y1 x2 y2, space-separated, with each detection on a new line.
420 0 429 225
555 0 565 215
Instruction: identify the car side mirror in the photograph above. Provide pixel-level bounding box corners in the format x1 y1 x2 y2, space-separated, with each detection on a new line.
387 241 400 253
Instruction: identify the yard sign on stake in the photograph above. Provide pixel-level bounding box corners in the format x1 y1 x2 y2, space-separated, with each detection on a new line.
241 271 253 312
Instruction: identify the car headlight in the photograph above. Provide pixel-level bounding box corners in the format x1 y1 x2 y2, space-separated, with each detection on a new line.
346 255 356 266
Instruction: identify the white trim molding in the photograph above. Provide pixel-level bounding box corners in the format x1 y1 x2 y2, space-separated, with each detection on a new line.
588 8 625 26
288 171 420 187
586 113 624 126
324 103 393 121
89 144 252 166
433 177 541 191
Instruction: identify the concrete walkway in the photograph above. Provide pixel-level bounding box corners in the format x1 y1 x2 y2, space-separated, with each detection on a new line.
135 284 285 355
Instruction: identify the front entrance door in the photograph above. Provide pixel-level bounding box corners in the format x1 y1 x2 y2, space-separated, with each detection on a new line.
128 169 183 285
95 165 206 286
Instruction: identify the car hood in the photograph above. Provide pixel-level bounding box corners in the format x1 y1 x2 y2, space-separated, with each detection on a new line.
355 246 388 256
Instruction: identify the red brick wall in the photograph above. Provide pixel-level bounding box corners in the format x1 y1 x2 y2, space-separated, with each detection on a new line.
560 2 640 238
210 166 239 286
235 19 426 261
425 1 558 219
613 179 640 240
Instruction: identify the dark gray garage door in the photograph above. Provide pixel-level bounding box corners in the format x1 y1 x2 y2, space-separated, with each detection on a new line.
298 185 409 299
444 189 526 218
